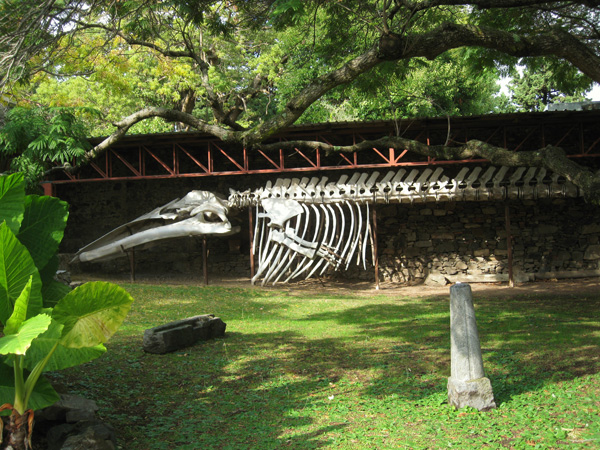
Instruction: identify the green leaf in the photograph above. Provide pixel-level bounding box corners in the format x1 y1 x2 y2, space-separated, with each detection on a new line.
0 223 43 325
41 279 72 307
0 364 59 413
0 314 51 355
39 254 70 307
17 194 69 270
0 173 26 234
53 282 133 348
4 276 33 335
22 319 106 372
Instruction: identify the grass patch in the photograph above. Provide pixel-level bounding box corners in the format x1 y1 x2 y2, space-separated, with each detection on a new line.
50 283 600 449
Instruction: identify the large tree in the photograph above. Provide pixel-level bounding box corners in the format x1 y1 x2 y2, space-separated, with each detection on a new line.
509 62 591 111
1 0 600 199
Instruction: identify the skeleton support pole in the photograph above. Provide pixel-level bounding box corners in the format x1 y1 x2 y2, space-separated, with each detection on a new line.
203 237 209 286
372 206 379 290
127 249 136 283
505 204 514 288
248 206 255 279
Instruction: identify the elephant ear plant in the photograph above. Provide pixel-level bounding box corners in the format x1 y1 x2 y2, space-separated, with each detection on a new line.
0 173 133 450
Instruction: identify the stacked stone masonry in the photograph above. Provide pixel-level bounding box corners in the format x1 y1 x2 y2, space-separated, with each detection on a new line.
370 199 600 284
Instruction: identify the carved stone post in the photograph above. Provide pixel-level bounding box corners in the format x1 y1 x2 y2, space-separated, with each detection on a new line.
447 283 496 411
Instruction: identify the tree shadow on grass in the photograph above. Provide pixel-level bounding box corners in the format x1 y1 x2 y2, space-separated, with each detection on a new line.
58 329 353 450
296 291 600 404
56 287 600 449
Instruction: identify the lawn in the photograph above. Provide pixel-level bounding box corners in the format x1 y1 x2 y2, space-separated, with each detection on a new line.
51 282 600 449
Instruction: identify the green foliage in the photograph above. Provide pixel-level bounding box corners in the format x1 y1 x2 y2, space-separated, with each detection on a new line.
4 0 512 136
1 0 598 152
0 173 134 416
0 223 43 325
509 61 592 111
299 52 503 123
18 195 69 271
0 172 25 234
25 39 205 136
0 107 98 189
271 0 307 26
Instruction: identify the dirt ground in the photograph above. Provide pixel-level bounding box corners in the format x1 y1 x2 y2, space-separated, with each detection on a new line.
248 276 600 299
75 271 600 299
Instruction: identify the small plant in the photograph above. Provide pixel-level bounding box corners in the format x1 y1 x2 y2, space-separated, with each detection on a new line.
0 173 133 450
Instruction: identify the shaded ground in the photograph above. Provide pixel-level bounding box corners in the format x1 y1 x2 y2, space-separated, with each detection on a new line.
74 271 599 299
55 275 600 449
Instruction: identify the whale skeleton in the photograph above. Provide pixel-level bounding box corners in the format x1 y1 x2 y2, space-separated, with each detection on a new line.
73 166 580 285
240 165 578 285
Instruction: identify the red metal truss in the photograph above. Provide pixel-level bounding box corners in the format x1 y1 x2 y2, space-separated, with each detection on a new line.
45 109 600 186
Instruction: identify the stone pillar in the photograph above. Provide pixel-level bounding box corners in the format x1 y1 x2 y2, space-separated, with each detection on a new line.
447 282 496 411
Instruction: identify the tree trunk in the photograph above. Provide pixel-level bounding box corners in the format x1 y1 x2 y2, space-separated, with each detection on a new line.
177 89 197 131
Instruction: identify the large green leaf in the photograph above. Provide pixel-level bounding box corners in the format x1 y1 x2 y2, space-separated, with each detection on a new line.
0 173 25 234
41 279 72 307
0 364 59 413
27 373 60 411
39 252 59 285
0 314 51 355
22 319 107 372
0 223 43 325
53 282 133 348
17 194 68 270
39 254 71 307
4 276 33 335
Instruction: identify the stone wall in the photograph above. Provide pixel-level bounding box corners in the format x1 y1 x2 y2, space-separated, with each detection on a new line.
371 198 600 284
57 178 600 284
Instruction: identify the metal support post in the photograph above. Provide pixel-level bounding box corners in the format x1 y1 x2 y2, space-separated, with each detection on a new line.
202 237 209 286
372 206 380 290
505 204 514 288
128 249 136 283
248 206 255 279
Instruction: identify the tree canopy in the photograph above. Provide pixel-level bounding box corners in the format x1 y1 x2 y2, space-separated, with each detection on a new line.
1 0 600 199
509 63 591 111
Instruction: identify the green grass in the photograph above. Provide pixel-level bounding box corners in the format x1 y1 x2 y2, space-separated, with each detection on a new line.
50 283 600 449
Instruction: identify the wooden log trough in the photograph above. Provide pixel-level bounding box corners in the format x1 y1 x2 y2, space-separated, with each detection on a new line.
143 314 226 354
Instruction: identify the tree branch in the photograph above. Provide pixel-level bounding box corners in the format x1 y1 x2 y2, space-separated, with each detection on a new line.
259 137 600 201
46 107 240 174
240 20 599 148
400 0 600 10
381 23 600 82
73 22 202 62
242 48 383 146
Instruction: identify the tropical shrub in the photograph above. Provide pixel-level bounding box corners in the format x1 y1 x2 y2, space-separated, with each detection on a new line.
0 107 97 190
0 173 133 450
